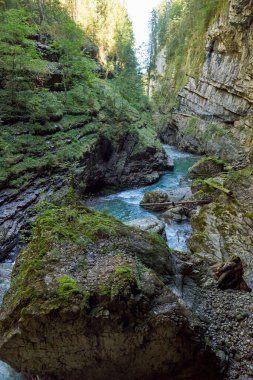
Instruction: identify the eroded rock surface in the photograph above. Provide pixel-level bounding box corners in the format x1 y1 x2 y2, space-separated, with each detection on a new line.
160 0 253 166
189 166 253 289
161 207 187 224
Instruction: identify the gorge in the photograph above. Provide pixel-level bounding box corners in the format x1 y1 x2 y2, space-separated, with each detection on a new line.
0 0 253 379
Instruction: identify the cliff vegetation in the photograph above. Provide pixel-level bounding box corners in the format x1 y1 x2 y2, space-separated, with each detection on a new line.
148 0 228 112
0 0 151 190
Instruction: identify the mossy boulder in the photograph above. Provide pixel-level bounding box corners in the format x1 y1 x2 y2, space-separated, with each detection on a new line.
188 156 225 179
0 205 222 380
140 189 170 207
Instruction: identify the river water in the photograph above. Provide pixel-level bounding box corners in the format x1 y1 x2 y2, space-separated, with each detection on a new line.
0 144 198 379
88 145 198 251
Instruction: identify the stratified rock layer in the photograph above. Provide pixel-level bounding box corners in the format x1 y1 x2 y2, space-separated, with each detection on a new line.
0 206 221 380
160 0 253 166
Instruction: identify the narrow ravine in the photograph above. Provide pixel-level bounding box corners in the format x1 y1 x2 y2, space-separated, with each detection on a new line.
0 145 198 379
88 145 199 251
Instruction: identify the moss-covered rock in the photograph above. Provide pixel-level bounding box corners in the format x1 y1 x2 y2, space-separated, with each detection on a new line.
188 156 225 179
140 189 170 207
0 205 222 380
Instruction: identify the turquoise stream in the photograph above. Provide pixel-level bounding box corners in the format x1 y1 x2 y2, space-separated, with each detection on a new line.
88 145 199 251
0 145 198 379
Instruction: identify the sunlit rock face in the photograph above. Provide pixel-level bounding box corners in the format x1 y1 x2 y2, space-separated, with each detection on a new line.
160 0 253 166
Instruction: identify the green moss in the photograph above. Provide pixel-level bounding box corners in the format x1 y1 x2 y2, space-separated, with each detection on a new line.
202 156 225 165
244 212 253 220
57 275 80 300
4 205 131 309
225 168 253 183
190 156 225 171
146 231 168 249
3 200 172 318
97 266 135 299
115 266 132 274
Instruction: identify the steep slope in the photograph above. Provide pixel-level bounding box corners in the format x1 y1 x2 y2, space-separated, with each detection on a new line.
152 0 253 166
0 1 170 259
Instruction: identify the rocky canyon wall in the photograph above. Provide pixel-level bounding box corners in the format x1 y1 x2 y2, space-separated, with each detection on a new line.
157 0 253 167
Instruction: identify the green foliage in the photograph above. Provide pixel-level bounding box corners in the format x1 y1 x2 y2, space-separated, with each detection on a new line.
0 8 43 118
0 0 151 191
188 116 199 129
26 90 64 122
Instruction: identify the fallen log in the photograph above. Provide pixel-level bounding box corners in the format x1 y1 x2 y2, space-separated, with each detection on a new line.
140 199 212 211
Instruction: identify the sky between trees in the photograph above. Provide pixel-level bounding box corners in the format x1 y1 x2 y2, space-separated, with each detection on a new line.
126 0 161 47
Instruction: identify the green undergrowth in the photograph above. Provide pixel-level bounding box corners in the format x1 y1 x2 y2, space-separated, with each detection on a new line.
224 167 253 185
0 99 158 190
0 1 153 191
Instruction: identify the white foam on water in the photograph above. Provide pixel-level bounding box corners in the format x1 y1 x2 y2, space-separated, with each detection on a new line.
165 222 192 252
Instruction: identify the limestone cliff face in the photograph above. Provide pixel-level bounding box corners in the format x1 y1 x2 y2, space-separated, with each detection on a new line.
159 0 253 166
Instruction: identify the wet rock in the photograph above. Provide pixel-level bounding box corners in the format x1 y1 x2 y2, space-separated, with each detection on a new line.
125 217 166 238
161 206 187 223
81 130 171 192
0 206 222 380
168 186 192 202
